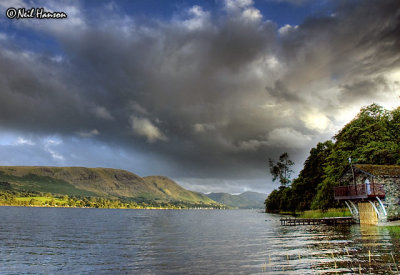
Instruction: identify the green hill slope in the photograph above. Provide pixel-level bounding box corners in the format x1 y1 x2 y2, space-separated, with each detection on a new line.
143 176 213 203
0 166 215 204
206 191 266 209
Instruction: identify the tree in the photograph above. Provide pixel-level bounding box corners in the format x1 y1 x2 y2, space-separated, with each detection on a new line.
311 103 400 209
289 141 334 211
265 189 283 212
265 103 400 213
268 152 294 187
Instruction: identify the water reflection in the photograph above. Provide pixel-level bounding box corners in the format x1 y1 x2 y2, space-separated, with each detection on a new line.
266 223 400 274
0 207 398 274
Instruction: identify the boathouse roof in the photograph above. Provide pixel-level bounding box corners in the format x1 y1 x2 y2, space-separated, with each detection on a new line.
353 164 400 178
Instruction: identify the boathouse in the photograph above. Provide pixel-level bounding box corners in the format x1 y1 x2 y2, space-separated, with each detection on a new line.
334 164 400 225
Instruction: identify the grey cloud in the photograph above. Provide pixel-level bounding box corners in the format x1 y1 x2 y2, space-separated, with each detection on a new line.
266 80 300 102
130 116 167 143
130 102 149 116
93 106 114 120
78 129 100 138
281 0 400 82
264 0 311 5
339 77 392 103
0 0 399 190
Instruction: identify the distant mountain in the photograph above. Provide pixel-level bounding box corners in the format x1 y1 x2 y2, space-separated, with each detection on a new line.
0 166 215 204
206 191 266 209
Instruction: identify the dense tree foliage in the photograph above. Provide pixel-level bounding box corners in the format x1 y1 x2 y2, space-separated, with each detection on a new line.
265 104 400 212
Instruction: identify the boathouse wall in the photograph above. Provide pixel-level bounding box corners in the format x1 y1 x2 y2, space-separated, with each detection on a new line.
382 177 400 221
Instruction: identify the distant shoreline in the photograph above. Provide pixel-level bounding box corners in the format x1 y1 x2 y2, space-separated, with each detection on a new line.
0 204 223 210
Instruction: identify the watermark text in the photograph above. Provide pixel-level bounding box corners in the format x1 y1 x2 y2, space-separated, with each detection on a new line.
6 8 67 19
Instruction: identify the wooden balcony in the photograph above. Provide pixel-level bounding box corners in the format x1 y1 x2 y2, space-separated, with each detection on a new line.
334 183 385 200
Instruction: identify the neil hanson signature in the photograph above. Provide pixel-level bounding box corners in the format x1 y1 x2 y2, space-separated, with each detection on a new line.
6 8 67 19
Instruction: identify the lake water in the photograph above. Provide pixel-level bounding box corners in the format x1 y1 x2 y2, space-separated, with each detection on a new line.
0 207 399 274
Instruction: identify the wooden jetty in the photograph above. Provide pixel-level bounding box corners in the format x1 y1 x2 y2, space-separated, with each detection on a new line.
280 217 355 226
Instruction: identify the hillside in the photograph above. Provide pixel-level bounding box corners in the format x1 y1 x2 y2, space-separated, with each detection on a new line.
0 166 215 204
206 191 266 209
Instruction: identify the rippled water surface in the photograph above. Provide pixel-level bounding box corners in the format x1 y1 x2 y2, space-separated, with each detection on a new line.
0 207 399 274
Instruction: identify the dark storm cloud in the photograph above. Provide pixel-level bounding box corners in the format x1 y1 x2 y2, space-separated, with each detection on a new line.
339 77 392 103
0 0 399 185
278 0 400 87
266 80 300 102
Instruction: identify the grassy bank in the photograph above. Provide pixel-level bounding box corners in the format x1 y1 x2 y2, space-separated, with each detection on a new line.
381 226 400 234
297 208 352 218
16 196 67 205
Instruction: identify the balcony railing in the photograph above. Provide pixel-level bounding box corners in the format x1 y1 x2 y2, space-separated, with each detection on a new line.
334 183 385 200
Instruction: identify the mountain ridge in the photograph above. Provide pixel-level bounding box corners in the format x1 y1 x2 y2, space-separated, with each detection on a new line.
0 166 215 204
206 191 266 209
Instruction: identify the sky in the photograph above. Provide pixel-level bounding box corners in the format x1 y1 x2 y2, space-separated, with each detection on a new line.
0 0 399 194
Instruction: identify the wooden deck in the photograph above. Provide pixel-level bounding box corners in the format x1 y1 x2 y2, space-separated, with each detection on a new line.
334 183 385 200
280 217 355 226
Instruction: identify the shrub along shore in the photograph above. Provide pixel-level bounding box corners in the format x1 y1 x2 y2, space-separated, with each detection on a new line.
0 190 225 210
